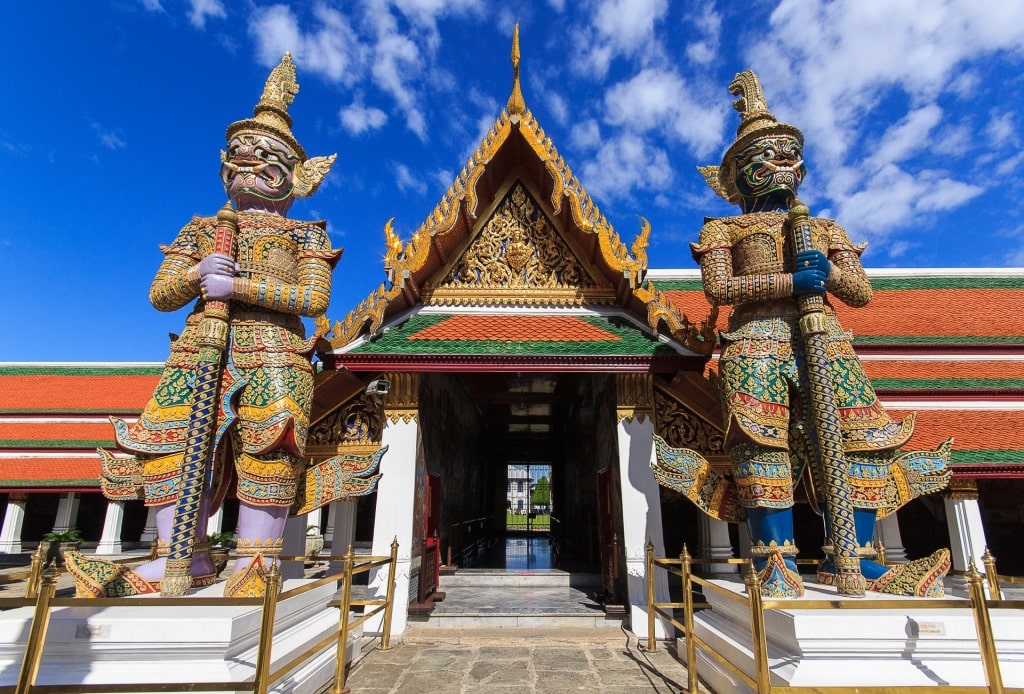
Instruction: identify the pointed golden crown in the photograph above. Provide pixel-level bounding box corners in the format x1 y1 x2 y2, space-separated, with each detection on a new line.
225 52 336 198
699 69 803 203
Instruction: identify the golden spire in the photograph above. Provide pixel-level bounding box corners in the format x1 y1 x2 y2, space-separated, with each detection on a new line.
507 23 525 116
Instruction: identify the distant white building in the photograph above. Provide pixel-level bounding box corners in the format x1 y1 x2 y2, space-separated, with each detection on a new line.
507 465 531 513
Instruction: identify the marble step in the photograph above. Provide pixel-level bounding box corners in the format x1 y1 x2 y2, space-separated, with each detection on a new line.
440 569 600 589
411 586 622 629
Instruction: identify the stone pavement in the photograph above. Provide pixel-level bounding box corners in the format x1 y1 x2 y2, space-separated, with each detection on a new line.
342 626 707 694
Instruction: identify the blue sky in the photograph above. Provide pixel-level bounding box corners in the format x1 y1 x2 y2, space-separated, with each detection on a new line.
2 1 1023 362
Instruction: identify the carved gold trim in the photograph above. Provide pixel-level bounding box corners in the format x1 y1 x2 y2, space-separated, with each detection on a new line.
944 476 979 501
634 281 719 355
384 372 419 424
653 390 725 457
384 373 418 408
328 282 403 349
616 373 654 423
307 389 385 449
330 99 652 347
424 182 613 304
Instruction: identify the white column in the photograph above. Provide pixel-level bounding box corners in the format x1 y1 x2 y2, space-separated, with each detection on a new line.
876 512 907 563
306 507 323 535
0 494 27 553
140 505 159 543
699 515 738 574
367 417 417 636
94 501 125 555
325 501 339 547
53 492 80 532
281 514 306 579
328 501 358 573
944 493 988 573
616 414 671 640
206 507 224 538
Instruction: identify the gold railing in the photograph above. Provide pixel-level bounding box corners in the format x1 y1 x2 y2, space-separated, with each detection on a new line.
645 542 1024 694
0 539 400 694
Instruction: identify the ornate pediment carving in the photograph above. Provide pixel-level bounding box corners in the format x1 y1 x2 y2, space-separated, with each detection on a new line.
424 182 614 306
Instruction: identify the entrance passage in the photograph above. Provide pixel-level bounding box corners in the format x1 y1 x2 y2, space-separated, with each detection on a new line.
506 463 551 533
477 535 553 570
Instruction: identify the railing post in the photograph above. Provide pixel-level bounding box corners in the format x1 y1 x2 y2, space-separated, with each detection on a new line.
681 545 698 694
876 539 886 567
24 545 44 599
645 539 656 652
967 562 1004 694
15 565 58 694
380 537 399 651
252 561 282 694
333 544 356 694
744 560 771 694
982 548 1002 600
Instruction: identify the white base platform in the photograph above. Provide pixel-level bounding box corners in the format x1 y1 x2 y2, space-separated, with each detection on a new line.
685 578 1024 693
0 579 360 693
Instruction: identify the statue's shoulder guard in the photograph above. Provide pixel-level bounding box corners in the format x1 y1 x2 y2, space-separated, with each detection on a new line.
690 214 784 262
159 215 218 260
815 217 868 256
293 218 342 268
690 216 733 262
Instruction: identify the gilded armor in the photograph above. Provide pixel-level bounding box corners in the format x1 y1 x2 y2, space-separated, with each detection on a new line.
109 211 339 508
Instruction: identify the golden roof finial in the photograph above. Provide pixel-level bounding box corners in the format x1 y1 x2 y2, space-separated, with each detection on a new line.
507 23 525 116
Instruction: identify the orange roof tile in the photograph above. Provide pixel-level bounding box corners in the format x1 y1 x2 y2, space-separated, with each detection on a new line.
887 408 1023 451
662 287 1024 340
0 421 115 446
861 361 1024 380
0 457 100 486
834 289 1024 338
0 374 158 411
407 315 622 342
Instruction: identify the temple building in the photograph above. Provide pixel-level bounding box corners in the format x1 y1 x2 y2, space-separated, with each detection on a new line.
2 41 1023 637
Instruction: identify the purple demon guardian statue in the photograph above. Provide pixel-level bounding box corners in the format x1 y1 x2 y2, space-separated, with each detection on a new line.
67 54 346 598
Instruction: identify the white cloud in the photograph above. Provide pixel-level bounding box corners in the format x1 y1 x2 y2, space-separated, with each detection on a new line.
187 0 226 29
250 5 365 85
579 133 673 200
685 5 721 65
546 93 568 127
746 0 1024 166
735 0 1024 242
834 165 983 237
570 119 601 150
863 105 942 174
603 68 726 159
394 162 427 195
139 0 164 12
572 0 668 77
91 122 126 150
994 150 1024 178
339 101 388 134
986 110 1017 147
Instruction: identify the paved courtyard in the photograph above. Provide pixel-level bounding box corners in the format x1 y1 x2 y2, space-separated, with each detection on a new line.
343 626 705 694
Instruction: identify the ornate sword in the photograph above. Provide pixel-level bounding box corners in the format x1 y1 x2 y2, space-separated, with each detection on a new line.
162 203 237 596
788 199 865 597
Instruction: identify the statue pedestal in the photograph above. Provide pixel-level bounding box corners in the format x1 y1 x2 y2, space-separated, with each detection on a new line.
686 578 1024 692
0 579 360 693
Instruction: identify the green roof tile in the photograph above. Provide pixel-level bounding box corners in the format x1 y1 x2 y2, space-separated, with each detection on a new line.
349 314 679 356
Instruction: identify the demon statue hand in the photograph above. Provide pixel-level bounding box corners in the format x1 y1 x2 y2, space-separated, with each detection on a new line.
67 54 341 598
653 70 952 598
